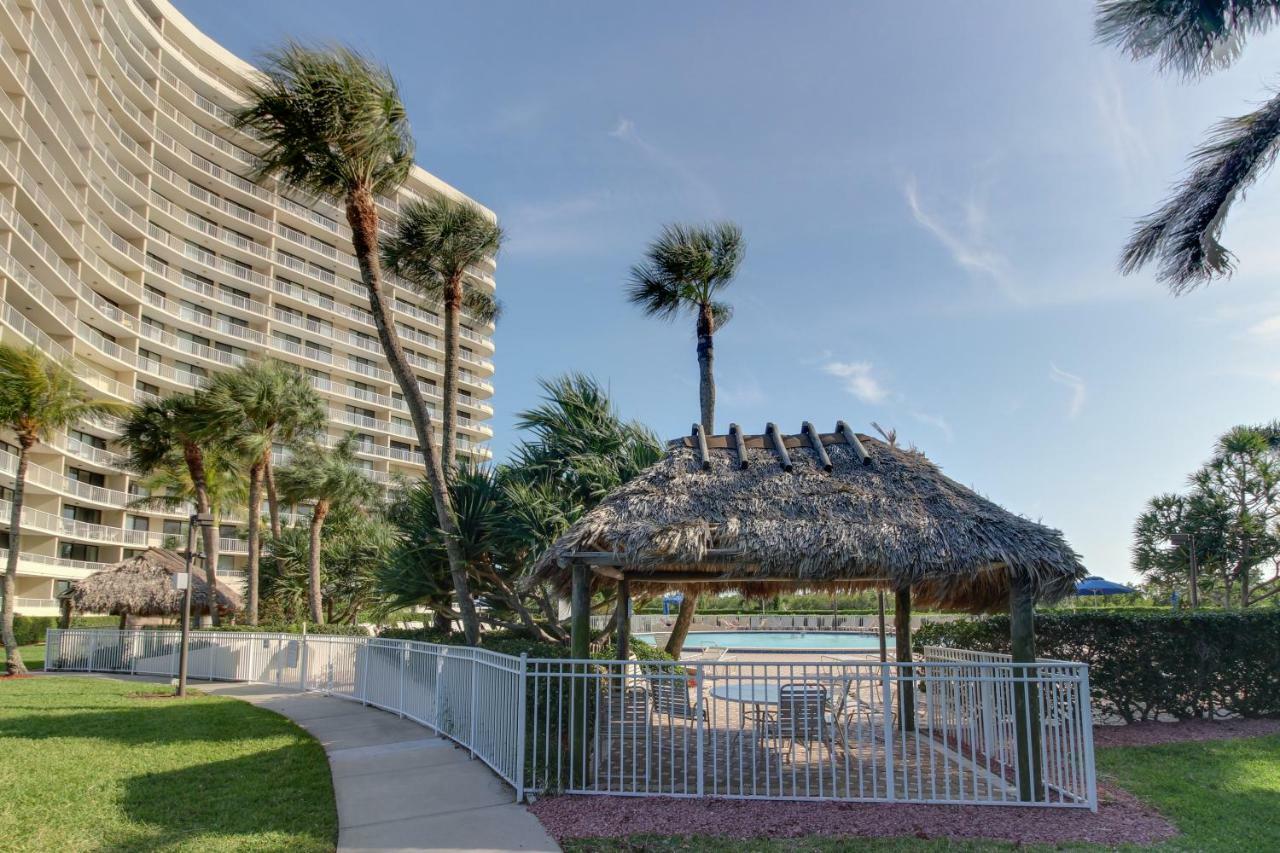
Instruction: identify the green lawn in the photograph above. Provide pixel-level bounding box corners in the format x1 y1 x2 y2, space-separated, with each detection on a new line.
562 735 1280 853
0 676 336 852
14 643 45 671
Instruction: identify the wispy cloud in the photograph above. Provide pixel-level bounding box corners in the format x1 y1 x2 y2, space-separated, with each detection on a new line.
1245 314 1280 339
903 176 1023 304
1049 363 1086 418
909 410 954 442
823 361 888 404
1093 65 1149 185
609 117 722 215
718 375 767 408
502 192 615 257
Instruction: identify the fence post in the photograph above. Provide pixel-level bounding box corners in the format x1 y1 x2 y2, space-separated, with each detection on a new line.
44 628 55 671
1079 664 1098 812
298 624 308 691
515 652 528 802
881 663 895 800
359 641 369 706
88 630 98 673
469 649 478 757
130 631 138 675
398 645 406 718
434 651 445 731
694 665 705 797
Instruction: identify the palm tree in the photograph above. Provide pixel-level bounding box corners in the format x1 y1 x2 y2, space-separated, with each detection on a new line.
119 394 234 626
381 196 504 472
276 434 379 623
0 345 124 675
207 360 325 624
236 44 482 644
626 222 744 655
1096 1 1280 291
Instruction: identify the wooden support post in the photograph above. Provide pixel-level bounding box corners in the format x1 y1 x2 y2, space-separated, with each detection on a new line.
571 562 591 660
895 588 915 732
1010 572 1044 803
615 578 630 660
877 590 887 663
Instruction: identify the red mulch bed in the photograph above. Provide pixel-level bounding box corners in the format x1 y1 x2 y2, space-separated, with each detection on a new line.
1092 717 1280 748
530 783 1176 846
534 717 1279 846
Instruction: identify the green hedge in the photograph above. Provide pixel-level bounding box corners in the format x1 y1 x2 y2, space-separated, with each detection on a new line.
377 627 674 662
11 615 118 645
204 622 370 636
914 611 1280 722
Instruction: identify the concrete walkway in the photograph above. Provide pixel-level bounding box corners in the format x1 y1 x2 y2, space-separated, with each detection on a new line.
197 682 560 853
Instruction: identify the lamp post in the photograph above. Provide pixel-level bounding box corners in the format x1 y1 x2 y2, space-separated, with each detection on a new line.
1169 532 1199 609
176 511 214 697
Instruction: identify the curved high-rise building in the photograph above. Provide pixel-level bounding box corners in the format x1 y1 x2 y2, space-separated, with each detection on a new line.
0 0 496 616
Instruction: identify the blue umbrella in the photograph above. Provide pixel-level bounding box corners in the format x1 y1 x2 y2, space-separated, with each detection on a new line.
1075 576 1136 596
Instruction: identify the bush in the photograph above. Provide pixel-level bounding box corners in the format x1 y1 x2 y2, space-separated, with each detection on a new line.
376 627 675 662
12 615 58 646
201 622 370 636
914 610 1280 722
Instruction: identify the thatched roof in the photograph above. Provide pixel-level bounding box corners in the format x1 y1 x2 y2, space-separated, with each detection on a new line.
66 548 242 617
532 422 1086 612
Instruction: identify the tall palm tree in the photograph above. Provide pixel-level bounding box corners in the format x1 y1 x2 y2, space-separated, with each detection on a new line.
276 434 379 623
1097 1 1280 291
236 44 482 644
627 222 744 655
119 394 234 625
381 196 504 472
0 345 124 675
207 360 325 624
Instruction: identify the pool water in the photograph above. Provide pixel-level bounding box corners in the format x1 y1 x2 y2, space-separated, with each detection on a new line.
636 631 881 651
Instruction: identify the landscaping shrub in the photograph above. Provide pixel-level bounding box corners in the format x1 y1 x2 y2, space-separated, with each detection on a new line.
914 610 1280 722
12 615 58 646
205 622 370 636
376 626 674 662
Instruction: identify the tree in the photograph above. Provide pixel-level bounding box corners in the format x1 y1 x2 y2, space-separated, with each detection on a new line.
237 44 481 644
381 196 504 472
120 394 234 625
1097 1 1280 291
0 345 124 675
626 222 744 654
276 434 379 623
207 360 325 624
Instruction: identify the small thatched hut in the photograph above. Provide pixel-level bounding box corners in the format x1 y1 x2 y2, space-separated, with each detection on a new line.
532 421 1085 660
65 548 242 627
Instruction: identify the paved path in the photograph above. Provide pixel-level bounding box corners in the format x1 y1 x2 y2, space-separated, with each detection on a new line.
50 674 560 852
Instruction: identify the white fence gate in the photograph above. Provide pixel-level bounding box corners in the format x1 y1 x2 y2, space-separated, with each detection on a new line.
45 629 1095 809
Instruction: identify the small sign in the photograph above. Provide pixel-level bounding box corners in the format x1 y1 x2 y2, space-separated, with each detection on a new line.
173 572 190 591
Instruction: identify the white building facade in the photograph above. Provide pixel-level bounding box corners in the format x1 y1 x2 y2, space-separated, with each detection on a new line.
0 0 496 616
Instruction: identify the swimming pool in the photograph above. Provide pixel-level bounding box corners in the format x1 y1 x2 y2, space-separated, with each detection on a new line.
635 630 882 651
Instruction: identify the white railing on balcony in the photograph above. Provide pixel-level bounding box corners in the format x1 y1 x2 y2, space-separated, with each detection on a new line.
46 630 1096 810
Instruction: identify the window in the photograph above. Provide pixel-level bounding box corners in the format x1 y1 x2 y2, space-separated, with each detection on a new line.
70 430 107 450
179 299 213 319
217 312 248 329
128 515 150 532
176 329 211 348
61 505 101 524
214 342 247 359
346 405 375 420
306 314 333 335
59 542 100 562
272 331 301 347
218 524 238 539
162 519 184 537
67 468 105 488
136 380 160 396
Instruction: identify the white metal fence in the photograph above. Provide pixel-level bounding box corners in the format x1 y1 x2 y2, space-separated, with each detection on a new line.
45 629 1096 809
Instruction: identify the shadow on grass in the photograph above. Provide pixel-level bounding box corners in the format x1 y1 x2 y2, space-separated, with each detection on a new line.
0 700 289 745
105 745 336 852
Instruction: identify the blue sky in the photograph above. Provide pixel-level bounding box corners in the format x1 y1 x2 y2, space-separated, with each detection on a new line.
176 1 1280 584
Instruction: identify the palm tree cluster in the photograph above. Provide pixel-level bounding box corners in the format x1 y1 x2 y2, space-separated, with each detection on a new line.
1097 1 1280 291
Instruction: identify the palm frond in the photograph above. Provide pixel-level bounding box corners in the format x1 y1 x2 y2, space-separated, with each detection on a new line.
1119 88 1280 292
0 344 127 444
1096 0 1280 78
235 43 413 200
625 221 745 321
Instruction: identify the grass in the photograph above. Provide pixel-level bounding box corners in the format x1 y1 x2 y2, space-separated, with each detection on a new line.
13 643 45 671
0 676 336 852
561 735 1280 853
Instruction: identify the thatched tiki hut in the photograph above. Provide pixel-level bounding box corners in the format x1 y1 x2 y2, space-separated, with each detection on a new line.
532 420 1085 801
64 548 242 628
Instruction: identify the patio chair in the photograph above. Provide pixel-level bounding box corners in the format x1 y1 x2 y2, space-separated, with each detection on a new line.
765 683 833 762
646 673 706 722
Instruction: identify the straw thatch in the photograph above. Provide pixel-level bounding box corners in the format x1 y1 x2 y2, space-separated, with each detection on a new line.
532 424 1086 612
65 548 242 617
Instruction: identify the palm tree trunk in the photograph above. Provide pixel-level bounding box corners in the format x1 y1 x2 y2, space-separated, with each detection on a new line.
665 307 719 657
265 457 282 540
246 458 265 625
308 500 329 624
345 186 481 645
441 277 462 477
183 443 219 627
3 441 31 675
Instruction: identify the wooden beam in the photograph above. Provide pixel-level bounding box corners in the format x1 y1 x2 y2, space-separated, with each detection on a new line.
1010 572 1044 802
728 422 749 469
571 562 591 660
766 422 793 472
895 587 915 732
615 578 631 660
589 564 625 580
692 423 711 470
802 421 833 471
836 420 872 464
564 549 744 566
877 589 887 663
